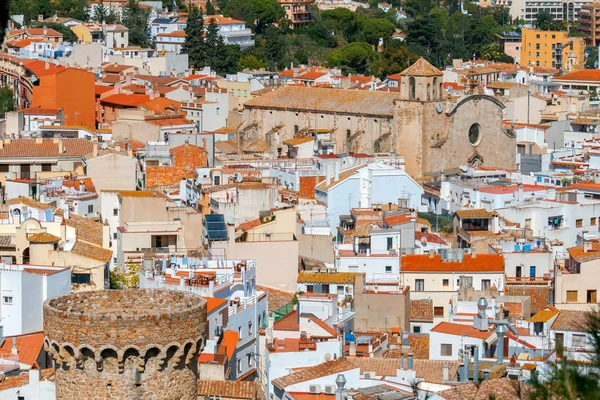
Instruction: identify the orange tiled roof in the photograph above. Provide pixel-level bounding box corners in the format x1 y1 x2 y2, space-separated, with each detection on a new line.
273 310 299 331
257 285 294 312
22 59 65 77
205 297 227 313
298 271 363 284
221 330 239 359
101 93 150 107
65 213 104 246
169 143 207 154
416 231 448 246
103 64 133 74
554 69 600 82
551 310 590 332
0 332 45 367
26 27 62 37
22 267 67 276
71 241 112 263
401 253 504 272
7 197 54 210
20 107 61 115
27 232 61 243
157 30 187 37
145 117 194 126
455 208 495 219
0 368 54 391
527 305 559 323
197 381 258 399
0 138 92 158
284 136 315 146
142 97 182 112
431 322 495 339
204 15 245 25
567 242 600 263
400 57 443 77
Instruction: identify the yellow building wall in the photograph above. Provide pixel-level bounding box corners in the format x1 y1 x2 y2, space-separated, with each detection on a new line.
71 25 92 44
520 28 584 71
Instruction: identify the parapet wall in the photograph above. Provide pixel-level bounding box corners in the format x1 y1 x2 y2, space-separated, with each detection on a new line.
43 289 207 399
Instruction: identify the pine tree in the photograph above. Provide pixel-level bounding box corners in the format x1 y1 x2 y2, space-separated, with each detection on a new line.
182 6 208 68
205 0 215 15
93 0 117 24
121 0 151 48
205 17 220 68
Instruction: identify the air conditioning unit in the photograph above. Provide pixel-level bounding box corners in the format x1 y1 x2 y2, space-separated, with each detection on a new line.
364 371 377 379
324 385 336 395
308 384 321 394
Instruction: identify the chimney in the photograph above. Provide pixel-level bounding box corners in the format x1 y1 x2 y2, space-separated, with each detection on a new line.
325 165 331 186
79 179 85 192
443 363 450 382
349 341 356 357
29 367 40 386
473 345 479 382
334 161 340 181
483 369 490 380
518 183 524 201
11 337 17 355
43 25 47 35
45 61 49 70
58 138 64 153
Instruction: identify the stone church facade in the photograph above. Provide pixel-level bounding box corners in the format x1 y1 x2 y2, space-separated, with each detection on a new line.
241 58 516 181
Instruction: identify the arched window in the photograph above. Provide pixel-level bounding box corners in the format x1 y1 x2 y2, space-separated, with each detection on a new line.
409 77 416 100
432 78 437 99
439 83 443 100
427 84 431 101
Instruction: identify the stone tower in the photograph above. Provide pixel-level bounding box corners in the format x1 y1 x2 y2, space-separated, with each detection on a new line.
43 289 207 399
399 57 444 102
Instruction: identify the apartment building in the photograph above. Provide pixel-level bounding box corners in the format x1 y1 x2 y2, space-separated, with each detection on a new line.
520 28 585 71
278 0 313 29
503 0 593 25
579 2 600 46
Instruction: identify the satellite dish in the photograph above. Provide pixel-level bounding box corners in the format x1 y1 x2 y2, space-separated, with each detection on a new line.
274 201 280 209
236 173 243 183
6 172 13 180
436 102 444 114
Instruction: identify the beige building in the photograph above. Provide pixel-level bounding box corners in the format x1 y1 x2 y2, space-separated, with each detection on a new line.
242 58 517 181
0 198 111 291
557 242 600 310
86 145 138 192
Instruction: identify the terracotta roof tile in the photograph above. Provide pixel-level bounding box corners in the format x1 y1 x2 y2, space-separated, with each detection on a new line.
0 368 54 390
0 235 14 248
455 208 495 219
527 305 559 323
27 232 61 243
220 330 239 359
431 322 495 339
145 117 193 127
205 297 227 313
71 241 112 263
142 97 182 113
65 214 104 246
257 285 293 312
20 107 61 115
272 358 355 390
551 310 590 332
7 197 54 210
410 299 433 322
315 164 366 191
101 93 150 107
102 64 133 74
400 57 443 77
567 242 600 263
197 380 258 399
474 378 532 400
0 332 45 367
244 87 402 117
401 254 504 272
273 310 299 331
415 232 448 246
0 138 92 158
554 69 600 82
284 136 315 146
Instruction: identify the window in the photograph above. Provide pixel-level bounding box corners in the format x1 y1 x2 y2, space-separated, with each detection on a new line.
516 266 522 277
468 124 481 146
415 279 424 292
41 164 52 172
237 89 241 96
387 237 393 250
247 354 253 367
237 359 242 373
442 279 449 287
576 219 583 228
216 107 220 115
243 90 247 97
591 218 597 226
555 332 564 348
113 232 117 240
530 266 536 277
413 326 421 333
248 321 253 335
440 343 452 356
481 279 491 291
566 290 578 303
385 266 392 273
525 218 531 229
238 326 242 337
306 285 314 293
536 43 540 49
572 334 587 347
2 290 12 304
88 204 94 214
409 77 416 100
71 273 91 285
113 208 119 216
587 290 597 304
536 52 540 58
434 307 444 317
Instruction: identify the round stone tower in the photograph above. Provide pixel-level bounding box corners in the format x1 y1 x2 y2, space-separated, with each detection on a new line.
43 289 206 399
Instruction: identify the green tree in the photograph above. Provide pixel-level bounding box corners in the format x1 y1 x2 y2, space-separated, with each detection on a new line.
110 262 140 289
359 18 396 46
328 42 379 74
92 0 117 24
121 0 152 47
30 21 79 42
263 25 288 69
206 0 216 15
237 54 267 70
0 88 15 117
529 310 600 400
536 10 554 30
403 0 435 18
182 6 207 68
480 42 505 61
55 0 89 21
223 0 285 33
586 46 599 69
375 40 418 78
10 0 56 25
